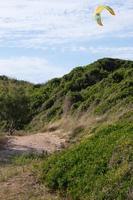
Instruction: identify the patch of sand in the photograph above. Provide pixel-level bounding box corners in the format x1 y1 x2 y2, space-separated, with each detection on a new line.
0 130 67 163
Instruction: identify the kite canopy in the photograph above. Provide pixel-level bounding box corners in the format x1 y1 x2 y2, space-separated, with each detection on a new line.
94 5 115 26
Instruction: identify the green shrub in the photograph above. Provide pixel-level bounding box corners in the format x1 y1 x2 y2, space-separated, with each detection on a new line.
40 121 133 200
0 58 132 132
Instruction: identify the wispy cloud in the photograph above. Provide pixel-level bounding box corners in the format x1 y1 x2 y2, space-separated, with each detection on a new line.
0 0 132 48
0 56 67 83
61 46 133 60
0 1 132 83
89 46 133 60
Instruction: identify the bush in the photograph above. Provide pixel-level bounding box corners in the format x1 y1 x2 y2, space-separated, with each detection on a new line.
40 122 133 200
0 88 31 134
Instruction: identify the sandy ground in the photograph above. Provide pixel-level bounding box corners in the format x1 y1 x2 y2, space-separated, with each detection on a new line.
0 130 67 199
0 130 67 163
8 131 66 153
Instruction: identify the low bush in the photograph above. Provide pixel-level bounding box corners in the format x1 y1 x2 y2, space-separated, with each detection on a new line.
40 121 133 200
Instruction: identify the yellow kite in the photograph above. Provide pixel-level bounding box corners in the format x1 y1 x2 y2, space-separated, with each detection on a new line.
94 5 115 26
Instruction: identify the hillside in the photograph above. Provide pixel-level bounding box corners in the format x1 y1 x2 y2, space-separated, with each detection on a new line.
28 58 133 130
0 58 133 199
0 58 132 133
41 118 133 200
35 58 132 199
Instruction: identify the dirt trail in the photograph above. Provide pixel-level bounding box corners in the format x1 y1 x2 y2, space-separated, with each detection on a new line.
0 130 67 163
8 131 66 153
0 130 67 199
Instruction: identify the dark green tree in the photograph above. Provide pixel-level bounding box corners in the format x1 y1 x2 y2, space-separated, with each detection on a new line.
0 87 31 134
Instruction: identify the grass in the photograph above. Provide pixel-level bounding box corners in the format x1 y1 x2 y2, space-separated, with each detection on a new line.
1 58 132 132
0 153 61 200
40 120 133 200
13 152 48 166
0 165 23 182
0 58 132 199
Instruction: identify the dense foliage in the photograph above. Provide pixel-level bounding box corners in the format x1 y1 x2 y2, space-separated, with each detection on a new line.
27 58 133 131
0 58 133 199
0 58 133 132
0 77 32 133
41 114 133 200
36 58 132 200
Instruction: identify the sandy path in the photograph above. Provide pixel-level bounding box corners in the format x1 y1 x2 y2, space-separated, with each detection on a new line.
0 130 66 162
0 130 67 199
8 131 66 153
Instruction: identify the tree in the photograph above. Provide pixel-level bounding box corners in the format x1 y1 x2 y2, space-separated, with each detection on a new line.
0 87 31 134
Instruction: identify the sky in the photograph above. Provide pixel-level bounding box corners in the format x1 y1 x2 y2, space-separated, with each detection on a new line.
0 0 132 83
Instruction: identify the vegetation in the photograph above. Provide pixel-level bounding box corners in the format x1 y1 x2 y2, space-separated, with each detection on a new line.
0 76 32 133
0 155 60 200
0 58 133 199
36 58 132 199
0 58 132 133
0 88 31 134
40 117 133 200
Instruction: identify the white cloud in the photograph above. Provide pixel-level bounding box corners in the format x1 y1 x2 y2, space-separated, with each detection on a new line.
0 0 132 48
69 46 133 60
89 46 133 60
0 1 132 83
0 56 67 83
0 47 132 84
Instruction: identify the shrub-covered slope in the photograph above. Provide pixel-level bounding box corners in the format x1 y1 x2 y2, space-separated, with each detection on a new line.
0 58 133 199
0 57 133 132
28 58 133 130
41 115 133 200
35 58 133 200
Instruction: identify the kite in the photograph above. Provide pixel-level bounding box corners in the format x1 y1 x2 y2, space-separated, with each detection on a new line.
94 5 115 26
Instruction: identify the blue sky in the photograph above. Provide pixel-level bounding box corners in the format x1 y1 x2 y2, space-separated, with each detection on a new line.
0 0 132 83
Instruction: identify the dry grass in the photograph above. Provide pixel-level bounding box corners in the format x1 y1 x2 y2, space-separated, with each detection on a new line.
40 107 132 144
0 161 61 200
40 114 102 144
0 171 60 200
0 165 23 182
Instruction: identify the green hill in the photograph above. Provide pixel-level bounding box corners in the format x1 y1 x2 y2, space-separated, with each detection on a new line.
28 57 133 130
0 58 133 199
36 58 132 199
41 119 133 200
1 58 133 132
